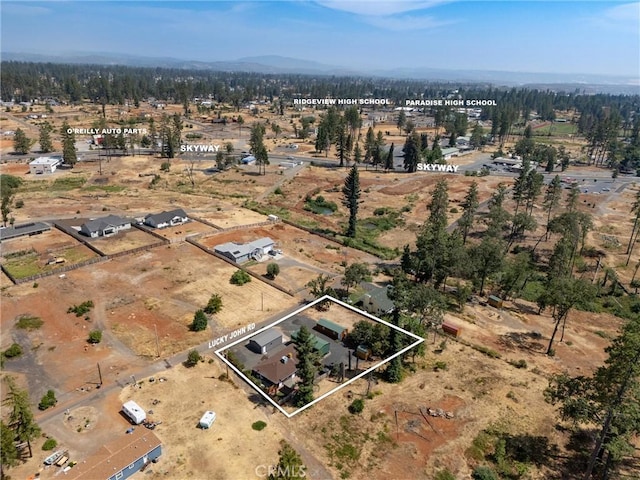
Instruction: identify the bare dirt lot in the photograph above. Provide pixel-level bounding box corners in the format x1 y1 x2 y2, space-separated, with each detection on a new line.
198 222 380 277
195 207 271 229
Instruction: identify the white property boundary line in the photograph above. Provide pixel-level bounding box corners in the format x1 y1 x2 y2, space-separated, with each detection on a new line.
214 294 424 418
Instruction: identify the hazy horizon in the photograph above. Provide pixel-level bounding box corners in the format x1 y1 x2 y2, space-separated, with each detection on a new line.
2 1 639 79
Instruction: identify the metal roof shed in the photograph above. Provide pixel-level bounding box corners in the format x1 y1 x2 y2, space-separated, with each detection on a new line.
291 330 330 357
315 318 348 341
248 329 282 354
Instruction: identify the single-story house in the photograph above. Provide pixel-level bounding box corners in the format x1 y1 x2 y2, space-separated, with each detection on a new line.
80 215 131 238
214 237 275 264
252 344 298 388
441 147 460 160
144 209 189 229
291 330 330 357
248 329 282 355
0 222 50 241
314 318 348 341
354 284 395 316
66 428 162 480
29 156 62 175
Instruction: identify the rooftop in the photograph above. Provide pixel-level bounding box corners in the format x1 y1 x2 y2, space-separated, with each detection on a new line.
252 344 298 385
145 208 188 224
66 428 161 480
249 328 282 347
317 318 347 334
82 215 131 233
0 221 50 241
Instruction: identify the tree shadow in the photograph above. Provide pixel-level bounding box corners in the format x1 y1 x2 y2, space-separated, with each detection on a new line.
504 433 560 465
554 428 595 479
499 331 546 353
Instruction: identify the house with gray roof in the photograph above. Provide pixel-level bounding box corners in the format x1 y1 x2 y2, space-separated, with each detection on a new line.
0 222 50 241
80 215 131 238
144 208 189 229
355 284 395 316
214 237 275 264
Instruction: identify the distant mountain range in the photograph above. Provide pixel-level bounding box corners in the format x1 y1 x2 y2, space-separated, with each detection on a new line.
3 52 639 94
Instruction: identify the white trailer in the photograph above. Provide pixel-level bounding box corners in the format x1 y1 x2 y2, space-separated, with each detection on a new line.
199 411 216 429
122 400 146 425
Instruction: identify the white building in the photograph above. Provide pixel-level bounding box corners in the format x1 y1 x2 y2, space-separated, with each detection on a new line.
29 156 62 175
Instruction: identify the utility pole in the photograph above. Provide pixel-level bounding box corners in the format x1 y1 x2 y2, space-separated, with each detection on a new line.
154 324 160 358
97 363 103 386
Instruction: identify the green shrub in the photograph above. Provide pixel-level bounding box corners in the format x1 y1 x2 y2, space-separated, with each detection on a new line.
434 361 448 371
230 270 251 285
252 421 267 431
4 343 23 358
203 294 223 315
16 315 43 330
38 390 57 410
185 349 202 367
508 359 527 369
266 263 280 279
191 310 208 331
68 301 94 317
435 469 456 480
87 330 102 344
472 466 499 480
348 399 365 414
160 161 171 172
42 438 58 451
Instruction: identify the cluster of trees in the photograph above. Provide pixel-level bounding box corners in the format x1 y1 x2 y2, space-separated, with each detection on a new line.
545 314 640 479
4 62 636 120
1 377 41 475
514 126 571 172
394 171 639 357
249 123 269 174
0 174 22 227
578 106 640 173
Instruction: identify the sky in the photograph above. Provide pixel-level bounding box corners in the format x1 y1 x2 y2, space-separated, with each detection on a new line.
1 1 639 78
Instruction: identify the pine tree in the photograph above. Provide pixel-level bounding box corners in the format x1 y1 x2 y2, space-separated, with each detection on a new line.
457 181 479 244
13 128 33 154
335 120 350 167
250 123 269 175
1 420 19 473
543 175 562 237
293 326 320 407
402 132 420 173
269 441 306 480
470 122 484 149
384 309 403 383
4 377 40 459
384 143 394 171
38 122 54 153
396 110 406 134
315 125 330 156
353 142 362 164
545 316 640 480
364 127 375 164
414 180 451 286
60 121 77 166
342 164 361 238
